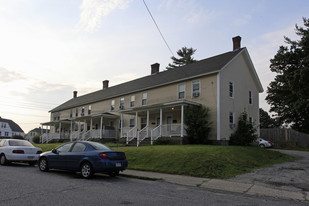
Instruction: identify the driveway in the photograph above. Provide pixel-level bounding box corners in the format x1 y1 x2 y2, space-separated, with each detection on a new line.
229 149 309 192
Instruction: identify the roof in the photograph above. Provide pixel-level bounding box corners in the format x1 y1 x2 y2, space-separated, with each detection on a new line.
0 117 24 133
50 48 245 113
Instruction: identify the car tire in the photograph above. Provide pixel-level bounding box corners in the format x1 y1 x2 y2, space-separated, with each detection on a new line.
39 157 49 172
108 171 119 177
80 162 94 179
259 144 265 148
0 154 9 165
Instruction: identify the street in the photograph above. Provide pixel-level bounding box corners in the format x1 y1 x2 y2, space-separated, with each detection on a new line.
0 163 307 206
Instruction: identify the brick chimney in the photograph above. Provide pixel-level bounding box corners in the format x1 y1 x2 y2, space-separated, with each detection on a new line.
232 36 241 51
151 63 160 75
73 91 77 98
103 80 109 89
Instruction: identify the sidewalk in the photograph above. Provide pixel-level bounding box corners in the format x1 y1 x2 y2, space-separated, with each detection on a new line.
121 169 309 202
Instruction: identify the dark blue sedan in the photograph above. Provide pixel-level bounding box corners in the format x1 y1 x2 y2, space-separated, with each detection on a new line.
38 141 128 178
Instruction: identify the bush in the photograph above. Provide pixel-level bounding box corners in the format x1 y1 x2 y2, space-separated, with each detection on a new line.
185 105 211 144
32 135 40 144
12 135 24 140
230 112 257 146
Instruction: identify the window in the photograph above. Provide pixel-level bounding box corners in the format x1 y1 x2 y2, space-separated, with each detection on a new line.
130 96 135 108
1 123 6 128
142 93 147 106
81 107 85 116
75 108 79 117
70 109 73 118
192 80 200 98
0 131 1 136
88 105 91 115
229 112 234 124
71 143 86 153
178 84 186 99
56 142 74 153
111 100 115 111
229 82 234 98
5 132 9 137
119 98 125 109
249 117 253 124
249 91 253 105
141 117 147 129
129 119 135 128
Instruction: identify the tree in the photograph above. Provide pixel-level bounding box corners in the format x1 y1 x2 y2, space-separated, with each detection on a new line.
259 108 278 128
266 17 309 133
230 112 257 146
166 47 197 69
184 105 211 144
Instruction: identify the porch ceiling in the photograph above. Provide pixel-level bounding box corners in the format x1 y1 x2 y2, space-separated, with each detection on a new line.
120 99 200 115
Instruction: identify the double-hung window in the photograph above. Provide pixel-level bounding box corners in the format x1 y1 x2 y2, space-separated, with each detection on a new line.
130 96 135 108
81 107 85 116
178 84 186 99
229 112 234 124
192 80 200 98
75 108 79 117
142 93 147 106
249 91 253 105
119 98 125 110
111 100 115 111
129 119 135 128
88 105 92 115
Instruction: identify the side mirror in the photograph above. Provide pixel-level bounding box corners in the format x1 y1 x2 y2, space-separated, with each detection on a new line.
52 149 58 154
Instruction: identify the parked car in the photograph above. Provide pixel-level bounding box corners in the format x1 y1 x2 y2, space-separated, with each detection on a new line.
0 139 42 166
38 141 128 178
257 138 273 148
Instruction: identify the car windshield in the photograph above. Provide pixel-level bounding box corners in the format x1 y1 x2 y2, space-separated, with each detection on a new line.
8 140 33 147
87 142 111 151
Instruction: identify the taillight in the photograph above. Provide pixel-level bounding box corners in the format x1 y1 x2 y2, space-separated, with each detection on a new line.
13 150 24 154
99 153 109 159
37 151 42 154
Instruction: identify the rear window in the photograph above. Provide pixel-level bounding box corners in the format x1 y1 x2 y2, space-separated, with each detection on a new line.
9 140 33 147
87 142 111 151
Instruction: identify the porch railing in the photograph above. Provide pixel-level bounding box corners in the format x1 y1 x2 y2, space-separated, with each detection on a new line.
126 126 137 144
137 126 150 147
40 133 60 144
151 125 161 144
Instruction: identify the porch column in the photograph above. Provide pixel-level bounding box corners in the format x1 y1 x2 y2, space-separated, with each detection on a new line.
160 108 162 136
70 121 73 142
146 110 149 137
135 112 138 129
100 116 103 139
181 104 184 137
90 118 93 130
120 113 123 138
59 122 61 138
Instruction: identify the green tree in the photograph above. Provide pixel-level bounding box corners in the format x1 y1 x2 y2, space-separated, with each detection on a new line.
266 18 309 133
166 47 197 69
259 108 278 128
230 112 257 146
184 105 211 144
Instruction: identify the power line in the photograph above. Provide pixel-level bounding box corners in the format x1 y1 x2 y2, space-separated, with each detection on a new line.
142 0 174 57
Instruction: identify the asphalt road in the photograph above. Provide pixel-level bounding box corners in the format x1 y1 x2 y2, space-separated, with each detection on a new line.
0 163 307 206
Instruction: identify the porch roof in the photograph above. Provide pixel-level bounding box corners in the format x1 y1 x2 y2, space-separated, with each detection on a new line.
120 99 200 114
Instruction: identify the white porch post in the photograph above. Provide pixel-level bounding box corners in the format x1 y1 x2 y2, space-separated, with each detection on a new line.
100 116 103 139
136 112 138 146
160 108 162 136
90 118 93 137
181 105 184 137
121 113 123 138
70 121 73 142
59 122 61 138
146 110 149 137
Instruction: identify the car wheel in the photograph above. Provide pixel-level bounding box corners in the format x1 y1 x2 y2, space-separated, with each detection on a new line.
39 157 49 172
0 154 9 165
259 144 265 148
80 162 94 179
108 171 119 177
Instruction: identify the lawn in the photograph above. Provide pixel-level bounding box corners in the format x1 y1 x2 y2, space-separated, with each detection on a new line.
34 143 294 179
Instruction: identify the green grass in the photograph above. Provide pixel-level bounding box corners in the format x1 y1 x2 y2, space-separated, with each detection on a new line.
34 143 294 179
116 145 294 179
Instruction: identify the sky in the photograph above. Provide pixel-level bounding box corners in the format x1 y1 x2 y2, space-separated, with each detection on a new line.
0 0 308 133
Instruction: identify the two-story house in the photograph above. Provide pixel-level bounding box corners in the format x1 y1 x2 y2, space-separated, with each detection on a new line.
41 36 263 145
0 117 24 139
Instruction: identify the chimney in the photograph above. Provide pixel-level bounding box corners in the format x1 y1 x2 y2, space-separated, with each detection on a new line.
232 36 241 51
103 80 109 89
73 91 77 98
151 63 160 75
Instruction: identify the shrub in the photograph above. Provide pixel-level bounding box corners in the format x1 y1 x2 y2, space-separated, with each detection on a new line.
185 105 211 144
230 112 257 146
12 135 24 140
32 135 40 144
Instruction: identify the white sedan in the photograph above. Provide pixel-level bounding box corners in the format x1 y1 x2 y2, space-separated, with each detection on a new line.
0 139 42 166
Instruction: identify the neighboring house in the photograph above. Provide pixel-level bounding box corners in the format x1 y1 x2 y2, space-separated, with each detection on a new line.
41 36 263 145
0 117 24 139
25 127 50 142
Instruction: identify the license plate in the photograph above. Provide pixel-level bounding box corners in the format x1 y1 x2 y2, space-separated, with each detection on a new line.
115 163 121 167
27 156 35 159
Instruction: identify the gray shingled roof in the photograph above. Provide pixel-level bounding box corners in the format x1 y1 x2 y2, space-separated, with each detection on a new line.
0 118 24 133
50 48 244 113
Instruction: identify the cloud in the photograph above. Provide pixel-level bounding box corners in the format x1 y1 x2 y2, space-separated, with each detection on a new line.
77 0 132 33
232 14 252 26
0 67 27 83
